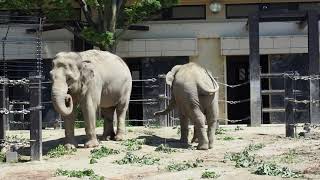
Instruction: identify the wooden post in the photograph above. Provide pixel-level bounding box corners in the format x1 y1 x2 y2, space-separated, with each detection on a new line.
29 74 42 161
0 77 7 142
308 10 320 125
284 72 295 138
158 74 167 127
249 12 262 126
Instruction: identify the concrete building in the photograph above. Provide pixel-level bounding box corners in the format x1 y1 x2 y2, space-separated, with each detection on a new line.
117 0 320 125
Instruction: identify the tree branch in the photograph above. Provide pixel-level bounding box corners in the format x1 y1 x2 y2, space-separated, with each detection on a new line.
77 0 98 31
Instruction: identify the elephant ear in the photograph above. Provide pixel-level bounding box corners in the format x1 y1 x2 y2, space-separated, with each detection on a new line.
80 61 95 95
166 65 182 86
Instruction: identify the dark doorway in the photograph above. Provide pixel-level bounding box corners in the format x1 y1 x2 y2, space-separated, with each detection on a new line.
227 55 269 124
125 58 143 126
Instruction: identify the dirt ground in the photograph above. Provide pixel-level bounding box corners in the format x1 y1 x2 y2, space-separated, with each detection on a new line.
0 124 319 180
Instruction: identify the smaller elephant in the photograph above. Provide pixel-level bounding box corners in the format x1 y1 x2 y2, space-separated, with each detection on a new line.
154 62 219 150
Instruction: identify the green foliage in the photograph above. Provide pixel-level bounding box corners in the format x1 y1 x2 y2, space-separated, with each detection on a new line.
47 144 76 158
0 153 5 163
121 138 146 151
224 150 255 168
254 162 302 178
244 143 265 152
90 146 120 164
55 168 104 180
222 136 235 141
114 152 160 165
166 159 203 172
81 27 114 49
124 0 162 24
224 143 264 168
155 144 177 153
201 170 220 179
215 128 226 135
235 126 244 131
0 0 178 50
280 149 298 164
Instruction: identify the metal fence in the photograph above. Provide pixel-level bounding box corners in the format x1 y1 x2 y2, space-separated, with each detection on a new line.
0 15 44 160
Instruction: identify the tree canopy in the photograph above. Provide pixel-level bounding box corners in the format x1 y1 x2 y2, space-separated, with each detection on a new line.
0 0 178 50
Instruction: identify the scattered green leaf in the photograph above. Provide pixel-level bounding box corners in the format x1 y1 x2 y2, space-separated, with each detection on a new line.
47 145 76 158
55 169 104 180
114 152 160 166
166 159 203 172
90 146 120 164
155 144 177 153
254 162 302 178
201 170 220 179
121 138 146 151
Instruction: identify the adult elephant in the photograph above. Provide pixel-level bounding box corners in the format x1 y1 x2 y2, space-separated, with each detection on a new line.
154 62 219 150
50 50 132 149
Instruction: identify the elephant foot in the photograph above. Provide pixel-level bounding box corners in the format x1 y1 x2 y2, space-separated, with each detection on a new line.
64 138 77 150
64 143 77 150
191 137 198 143
101 134 115 141
180 138 188 144
197 143 209 150
209 143 214 149
84 139 99 148
114 134 124 141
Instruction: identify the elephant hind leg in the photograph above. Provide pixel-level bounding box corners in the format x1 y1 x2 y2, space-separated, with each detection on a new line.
115 103 128 141
190 107 209 150
206 93 219 149
101 107 116 141
179 113 189 143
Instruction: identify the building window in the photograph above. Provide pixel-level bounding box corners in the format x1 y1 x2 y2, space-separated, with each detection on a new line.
153 5 206 20
226 2 320 19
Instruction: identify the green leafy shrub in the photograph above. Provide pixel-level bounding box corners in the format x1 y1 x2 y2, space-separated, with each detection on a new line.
114 152 160 165
215 128 226 135
90 146 120 164
235 126 244 131
224 150 255 168
155 144 177 154
55 169 104 180
121 138 146 151
47 145 76 158
254 162 302 178
280 149 298 164
244 143 265 152
201 170 220 179
166 159 203 172
0 153 5 163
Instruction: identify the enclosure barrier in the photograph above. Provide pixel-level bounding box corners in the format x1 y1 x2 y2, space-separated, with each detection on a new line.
0 16 44 161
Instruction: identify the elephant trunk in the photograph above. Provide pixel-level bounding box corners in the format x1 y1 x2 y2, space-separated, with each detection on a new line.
51 81 73 116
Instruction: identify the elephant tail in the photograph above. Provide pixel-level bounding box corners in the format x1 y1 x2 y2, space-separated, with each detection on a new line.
197 69 219 95
154 96 176 117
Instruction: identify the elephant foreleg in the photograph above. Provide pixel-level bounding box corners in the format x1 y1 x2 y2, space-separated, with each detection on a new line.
81 98 99 148
63 111 77 149
101 107 116 141
115 104 128 141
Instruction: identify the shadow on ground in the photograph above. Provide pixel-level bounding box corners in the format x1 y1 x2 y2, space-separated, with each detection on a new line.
136 135 194 149
17 135 87 157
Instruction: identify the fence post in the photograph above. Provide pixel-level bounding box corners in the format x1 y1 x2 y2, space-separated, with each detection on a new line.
0 77 8 142
284 72 295 138
29 73 42 161
158 74 167 127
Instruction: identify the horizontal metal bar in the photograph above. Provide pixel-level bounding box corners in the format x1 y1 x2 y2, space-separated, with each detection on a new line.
261 73 284 78
261 89 302 95
262 108 309 113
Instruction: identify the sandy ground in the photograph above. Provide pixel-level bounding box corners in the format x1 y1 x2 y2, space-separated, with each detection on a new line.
0 125 319 180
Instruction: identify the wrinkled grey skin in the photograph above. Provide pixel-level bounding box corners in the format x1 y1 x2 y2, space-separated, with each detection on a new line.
50 50 132 149
154 62 219 150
